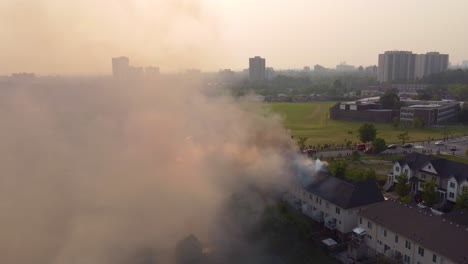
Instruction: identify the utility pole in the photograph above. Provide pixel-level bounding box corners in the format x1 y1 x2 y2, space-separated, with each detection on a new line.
444 121 447 142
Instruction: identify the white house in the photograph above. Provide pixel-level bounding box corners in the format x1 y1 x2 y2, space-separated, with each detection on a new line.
289 174 384 240
390 153 468 202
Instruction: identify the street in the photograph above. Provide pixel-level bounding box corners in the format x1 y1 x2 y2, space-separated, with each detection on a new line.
309 136 468 159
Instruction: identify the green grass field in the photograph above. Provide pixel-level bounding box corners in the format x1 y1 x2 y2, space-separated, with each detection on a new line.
267 102 468 146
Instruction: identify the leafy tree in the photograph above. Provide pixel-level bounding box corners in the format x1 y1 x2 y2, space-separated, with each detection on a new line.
380 90 401 109
413 117 425 129
395 173 410 197
455 188 468 210
351 150 360 161
392 116 400 128
358 123 377 143
297 137 308 151
422 179 439 207
331 161 348 178
398 131 410 145
372 138 387 154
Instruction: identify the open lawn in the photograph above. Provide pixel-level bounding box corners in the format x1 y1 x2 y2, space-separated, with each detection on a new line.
267 102 468 146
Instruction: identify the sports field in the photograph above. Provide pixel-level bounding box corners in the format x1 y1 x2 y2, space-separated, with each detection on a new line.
267 102 468 146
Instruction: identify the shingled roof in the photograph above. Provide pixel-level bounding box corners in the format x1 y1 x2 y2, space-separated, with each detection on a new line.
360 200 468 264
304 175 384 209
429 158 468 182
396 152 468 182
395 152 436 171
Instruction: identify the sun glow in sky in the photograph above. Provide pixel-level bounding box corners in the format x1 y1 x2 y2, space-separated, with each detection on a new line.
0 0 467 74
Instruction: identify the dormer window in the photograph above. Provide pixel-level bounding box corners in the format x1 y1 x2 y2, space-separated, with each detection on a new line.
428 165 431 169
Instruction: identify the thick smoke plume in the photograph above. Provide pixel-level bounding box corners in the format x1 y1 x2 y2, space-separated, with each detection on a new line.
0 78 320 264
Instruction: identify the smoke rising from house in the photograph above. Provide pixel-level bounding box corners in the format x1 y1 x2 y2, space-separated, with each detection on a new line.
0 77 323 263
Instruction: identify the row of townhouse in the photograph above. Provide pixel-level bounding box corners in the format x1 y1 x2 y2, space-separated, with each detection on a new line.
389 152 468 202
289 173 384 240
349 200 468 264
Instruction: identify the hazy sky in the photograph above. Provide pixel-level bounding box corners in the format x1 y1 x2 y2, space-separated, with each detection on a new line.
1 0 467 75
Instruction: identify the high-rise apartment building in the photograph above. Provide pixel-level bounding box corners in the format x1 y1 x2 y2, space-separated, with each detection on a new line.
249 56 266 81
415 52 449 79
378 51 448 83
378 51 415 83
112 56 130 78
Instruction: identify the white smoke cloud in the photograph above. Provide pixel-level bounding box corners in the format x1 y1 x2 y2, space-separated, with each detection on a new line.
0 79 322 264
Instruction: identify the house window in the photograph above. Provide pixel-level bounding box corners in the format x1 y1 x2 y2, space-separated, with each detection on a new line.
463 186 468 192
450 182 455 188
384 244 390 252
367 235 372 240
338 220 341 225
418 247 425 256
360 217 362 225
395 235 399 243
368 221 372 229
377 240 382 245
422 174 426 179
428 165 431 169
405 240 411 249
315 197 319 203
404 255 411 263
396 167 400 172
383 229 387 237
404 169 409 174
335 207 341 214
433 254 437 263
449 192 455 198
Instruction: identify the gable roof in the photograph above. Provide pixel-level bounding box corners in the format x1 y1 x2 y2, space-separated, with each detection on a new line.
395 152 436 171
429 158 468 182
360 200 468 264
304 175 384 209
396 153 468 182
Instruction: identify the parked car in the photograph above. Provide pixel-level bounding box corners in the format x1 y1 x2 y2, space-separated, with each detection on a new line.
435 141 444 146
387 144 397 149
402 143 413 148
450 146 457 151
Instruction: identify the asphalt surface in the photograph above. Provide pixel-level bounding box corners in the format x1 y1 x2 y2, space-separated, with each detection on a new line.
308 136 468 159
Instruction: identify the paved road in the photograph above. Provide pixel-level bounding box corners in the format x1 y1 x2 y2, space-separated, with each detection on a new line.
307 136 468 159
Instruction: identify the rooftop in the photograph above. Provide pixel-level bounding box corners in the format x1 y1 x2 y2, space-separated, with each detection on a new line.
360 200 468 264
304 175 384 209
396 153 468 182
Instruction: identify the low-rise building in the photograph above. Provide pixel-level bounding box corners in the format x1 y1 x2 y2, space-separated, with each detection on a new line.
390 153 468 203
289 174 384 239
330 101 399 123
400 102 460 126
349 200 468 264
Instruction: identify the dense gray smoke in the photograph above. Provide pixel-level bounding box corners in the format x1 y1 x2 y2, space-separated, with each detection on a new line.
0 78 319 264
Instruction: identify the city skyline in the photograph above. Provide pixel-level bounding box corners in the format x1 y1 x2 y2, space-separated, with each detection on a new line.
1 0 468 75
